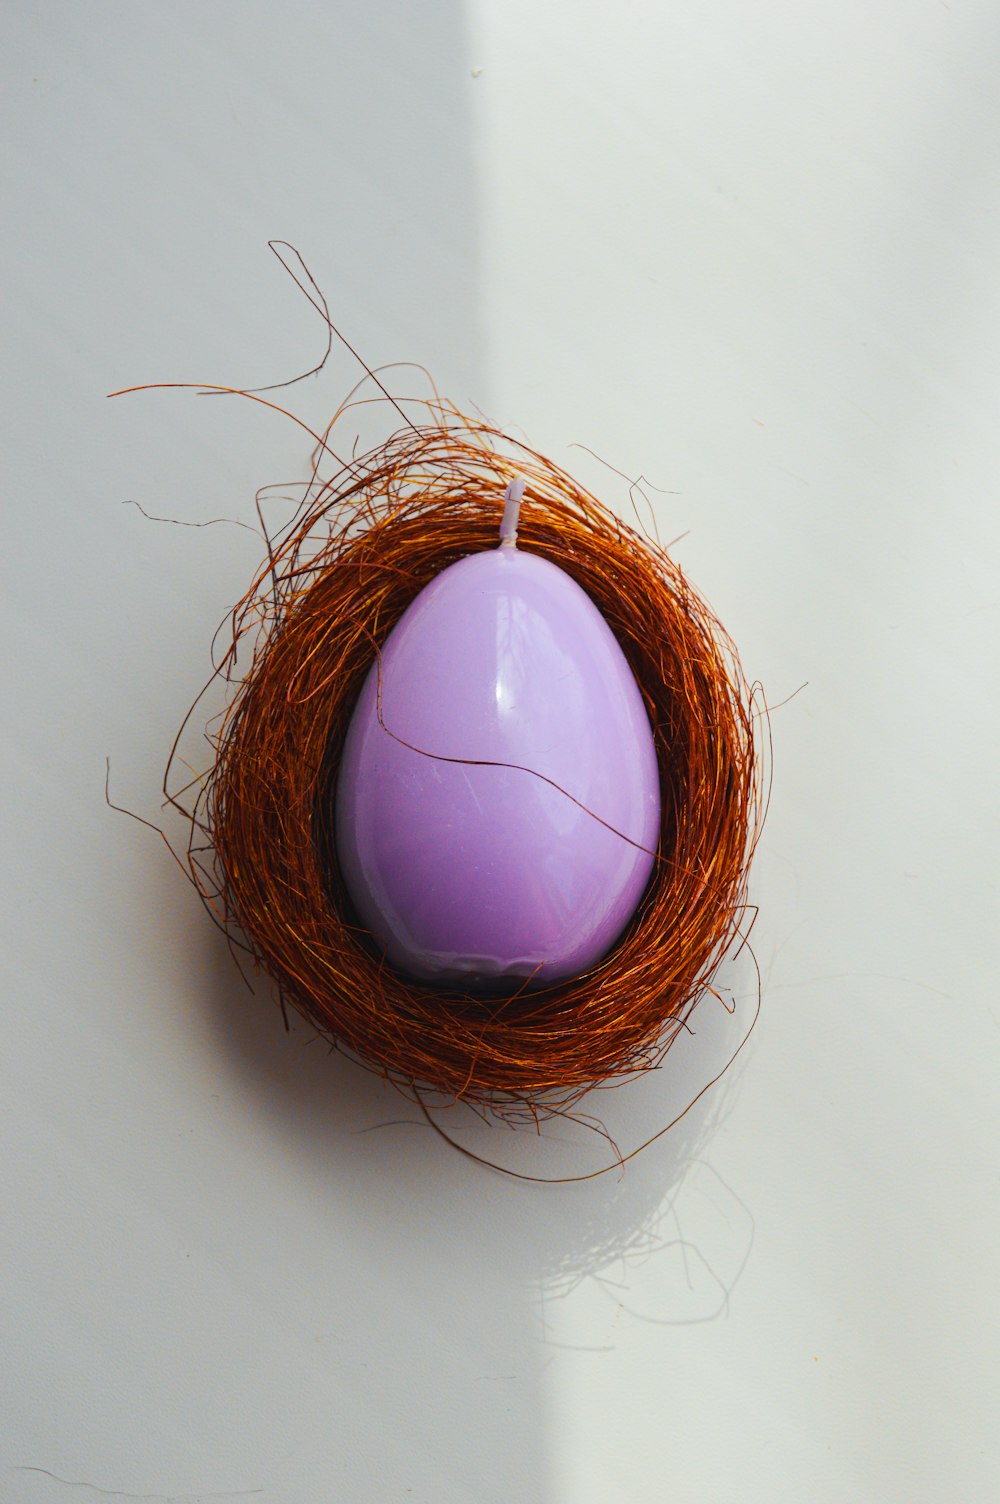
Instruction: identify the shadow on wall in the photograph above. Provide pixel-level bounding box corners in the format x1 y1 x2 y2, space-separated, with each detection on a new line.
199 910 758 1500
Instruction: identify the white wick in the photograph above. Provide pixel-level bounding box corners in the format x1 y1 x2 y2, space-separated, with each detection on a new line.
499 477 526 548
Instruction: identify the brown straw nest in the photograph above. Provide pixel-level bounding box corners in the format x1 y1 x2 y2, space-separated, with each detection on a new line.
168 399 763 1117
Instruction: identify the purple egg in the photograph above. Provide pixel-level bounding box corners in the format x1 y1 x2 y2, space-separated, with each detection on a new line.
334 503 661 988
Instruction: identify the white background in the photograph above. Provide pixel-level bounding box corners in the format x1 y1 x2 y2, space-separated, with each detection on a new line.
3 3 999 1501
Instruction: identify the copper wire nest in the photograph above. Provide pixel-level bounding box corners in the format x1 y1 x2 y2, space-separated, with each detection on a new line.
171 404 763 1115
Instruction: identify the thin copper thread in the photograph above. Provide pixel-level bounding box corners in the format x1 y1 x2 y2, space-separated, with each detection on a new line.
162 399 764 1114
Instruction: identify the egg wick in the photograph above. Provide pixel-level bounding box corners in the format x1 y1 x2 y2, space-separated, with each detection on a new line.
499 477 526 548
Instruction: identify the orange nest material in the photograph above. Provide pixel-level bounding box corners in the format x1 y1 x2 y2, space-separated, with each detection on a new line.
169 403 763 1115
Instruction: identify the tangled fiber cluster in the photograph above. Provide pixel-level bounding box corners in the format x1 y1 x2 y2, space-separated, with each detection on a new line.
169 400 762 1115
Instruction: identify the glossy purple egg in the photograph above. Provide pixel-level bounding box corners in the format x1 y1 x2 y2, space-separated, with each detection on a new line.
334 539 661 987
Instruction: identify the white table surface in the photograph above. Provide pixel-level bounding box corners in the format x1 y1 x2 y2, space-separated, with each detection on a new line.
3 3 999 1501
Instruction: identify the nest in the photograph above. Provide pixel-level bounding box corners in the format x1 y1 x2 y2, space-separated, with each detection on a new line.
171 403 762 1116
